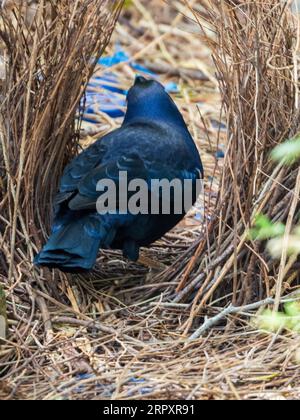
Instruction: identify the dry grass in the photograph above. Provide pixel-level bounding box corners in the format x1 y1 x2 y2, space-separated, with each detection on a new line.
169 0 300 309
0 0 123 302
0 0 299 400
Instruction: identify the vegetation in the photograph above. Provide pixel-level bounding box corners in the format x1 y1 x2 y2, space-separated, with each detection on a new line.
250 136 300 333
0 0 299 400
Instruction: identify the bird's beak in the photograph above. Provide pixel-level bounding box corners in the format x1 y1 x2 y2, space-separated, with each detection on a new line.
135 75 148 85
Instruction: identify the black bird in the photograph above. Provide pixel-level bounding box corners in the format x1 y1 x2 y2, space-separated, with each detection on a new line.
35 76 203 272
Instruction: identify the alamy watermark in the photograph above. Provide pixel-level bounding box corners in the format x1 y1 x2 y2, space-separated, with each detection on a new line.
96 171 203 215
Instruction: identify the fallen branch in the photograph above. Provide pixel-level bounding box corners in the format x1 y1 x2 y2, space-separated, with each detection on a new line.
189 297 275 341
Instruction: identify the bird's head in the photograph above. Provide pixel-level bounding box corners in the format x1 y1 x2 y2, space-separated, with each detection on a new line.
127 75 166 104
134 75 158 88
123 76 186 129
123 76 203 172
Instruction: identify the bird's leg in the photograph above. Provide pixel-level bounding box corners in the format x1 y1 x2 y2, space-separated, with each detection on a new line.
123 240 140 262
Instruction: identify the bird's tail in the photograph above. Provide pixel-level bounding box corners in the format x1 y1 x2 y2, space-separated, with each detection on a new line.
34 214 115 272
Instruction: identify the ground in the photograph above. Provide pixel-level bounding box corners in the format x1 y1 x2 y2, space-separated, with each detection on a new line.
0 0 300 400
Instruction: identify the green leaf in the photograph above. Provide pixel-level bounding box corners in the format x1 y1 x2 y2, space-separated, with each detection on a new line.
271 137 300 165
255 214 273 228
258 309 287 332
124 0 133 8
284 302 300 332
258 303 300 333
285 301 300 317
268 235 300 258
294 225 300 236
249 214 285 240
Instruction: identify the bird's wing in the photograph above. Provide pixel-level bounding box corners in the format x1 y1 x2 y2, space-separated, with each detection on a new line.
57 122 161 199
53 127 127 212
68 157 201 212
68 153 149 211
59 141 109 193
55 121 201 212
148 165 202 183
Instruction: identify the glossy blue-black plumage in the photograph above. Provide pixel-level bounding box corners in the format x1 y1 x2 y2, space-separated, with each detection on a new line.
35 77 203 272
